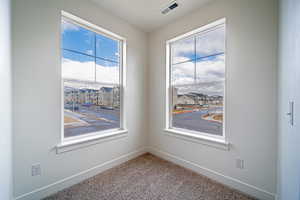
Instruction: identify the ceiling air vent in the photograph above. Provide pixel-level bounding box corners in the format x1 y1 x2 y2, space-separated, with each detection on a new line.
162 1 178 14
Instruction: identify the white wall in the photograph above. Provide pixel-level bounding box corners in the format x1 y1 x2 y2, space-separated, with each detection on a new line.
277 0 300 199
12 0 148 199
148 0 278 199
12 0 280 199
0 0 12 199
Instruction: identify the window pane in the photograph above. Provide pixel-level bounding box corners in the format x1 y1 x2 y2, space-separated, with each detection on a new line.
96 34 119 62
196 54 225 85
196 25 225 59
96 59 119 85
171 37 195 64
170 21 225 137
61 17 123 138
64 80 120 138
171 61 195 85
62 19 95 56
62 50 95 82
172 85 223 136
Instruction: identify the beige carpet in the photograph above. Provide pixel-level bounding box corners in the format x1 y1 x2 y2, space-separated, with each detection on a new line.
44 153 256 200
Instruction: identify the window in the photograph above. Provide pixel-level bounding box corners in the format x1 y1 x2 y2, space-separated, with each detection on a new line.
61 14 125 139
167 19 226 139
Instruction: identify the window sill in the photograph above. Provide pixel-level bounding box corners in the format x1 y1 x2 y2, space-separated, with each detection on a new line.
56 129 128 154
164 129 229 151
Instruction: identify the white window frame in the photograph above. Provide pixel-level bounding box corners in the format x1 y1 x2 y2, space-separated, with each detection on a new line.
165 18 229 150
57 11 127 153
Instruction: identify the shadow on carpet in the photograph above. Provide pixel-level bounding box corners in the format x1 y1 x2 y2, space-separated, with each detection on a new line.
44 153 257 200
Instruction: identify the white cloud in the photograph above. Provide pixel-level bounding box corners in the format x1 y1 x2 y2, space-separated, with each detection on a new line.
172 61 195 84
171 26 225 64
173 56 192 64
61 19 79 33
196 54 225 82
196 26 225 56
172 55 225 96
95 62 119 84
86 50 93 55
62 59 119 87
171 38 194 64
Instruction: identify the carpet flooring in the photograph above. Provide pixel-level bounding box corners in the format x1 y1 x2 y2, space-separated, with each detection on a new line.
44 153 256 200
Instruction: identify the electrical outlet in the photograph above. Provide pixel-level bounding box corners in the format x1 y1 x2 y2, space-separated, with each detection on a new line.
31 164 41 176
236 159 244 169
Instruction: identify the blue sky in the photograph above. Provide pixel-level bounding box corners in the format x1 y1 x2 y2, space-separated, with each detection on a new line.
61 19 120 85
171 26 225 64
61 19 225 95
61 19 119 63
171 25 226 96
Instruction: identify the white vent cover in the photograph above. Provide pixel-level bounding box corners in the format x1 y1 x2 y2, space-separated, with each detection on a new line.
162 1 179 14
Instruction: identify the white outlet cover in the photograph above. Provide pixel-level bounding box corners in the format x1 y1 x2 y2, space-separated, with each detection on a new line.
236 159 244 169
31 164 41 176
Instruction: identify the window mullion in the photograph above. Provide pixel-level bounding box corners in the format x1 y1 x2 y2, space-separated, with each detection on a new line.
170 44 173 130
62 14 124 140
94 33 96 83
167 19 225 138
194 36 197 84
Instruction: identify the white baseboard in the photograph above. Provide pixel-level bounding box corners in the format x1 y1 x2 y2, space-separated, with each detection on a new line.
14 147 276 200
147 147 276 200
15 148 147 200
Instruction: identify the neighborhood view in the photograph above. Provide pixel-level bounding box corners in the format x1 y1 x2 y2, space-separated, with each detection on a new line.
62 18 225 137
64 81 120 138
170 24 225 136
62 18 121 138
172 86 223 135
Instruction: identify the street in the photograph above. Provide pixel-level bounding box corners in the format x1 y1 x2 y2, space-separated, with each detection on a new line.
172 108 223 136
64 105 120 138
64 105 223 138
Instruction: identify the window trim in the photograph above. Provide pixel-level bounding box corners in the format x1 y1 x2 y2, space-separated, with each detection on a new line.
58 11 127 151
56 129 128 154
165 18 228 147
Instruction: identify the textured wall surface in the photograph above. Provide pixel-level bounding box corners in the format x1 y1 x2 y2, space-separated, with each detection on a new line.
0 0 12 199
148 0 277 197
12 0 148 198
278 0 300 199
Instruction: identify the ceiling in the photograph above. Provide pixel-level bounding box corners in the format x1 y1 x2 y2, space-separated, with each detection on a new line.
91 0 214 32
